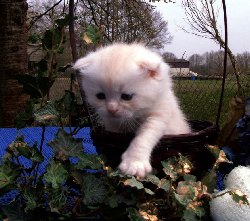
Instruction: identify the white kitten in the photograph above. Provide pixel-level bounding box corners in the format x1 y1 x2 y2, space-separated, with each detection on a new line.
74 43 191 177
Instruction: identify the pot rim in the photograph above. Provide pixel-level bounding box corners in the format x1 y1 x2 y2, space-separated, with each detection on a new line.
91 120 218 141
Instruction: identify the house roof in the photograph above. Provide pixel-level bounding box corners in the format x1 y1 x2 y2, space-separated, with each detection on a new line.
165 59 190 68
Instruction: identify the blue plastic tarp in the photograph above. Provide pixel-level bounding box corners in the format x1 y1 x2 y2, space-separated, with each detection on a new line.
0 127 96 207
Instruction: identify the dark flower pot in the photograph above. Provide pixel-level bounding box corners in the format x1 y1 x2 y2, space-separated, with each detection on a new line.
91 120 218 175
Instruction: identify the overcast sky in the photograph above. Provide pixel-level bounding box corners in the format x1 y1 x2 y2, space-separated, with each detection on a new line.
152 0 250 58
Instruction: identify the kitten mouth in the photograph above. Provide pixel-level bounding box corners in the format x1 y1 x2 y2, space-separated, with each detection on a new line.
107 112 121 118
106 111 133 119
110 114 122 119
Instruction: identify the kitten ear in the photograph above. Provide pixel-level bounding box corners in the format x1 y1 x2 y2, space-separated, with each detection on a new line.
73 56 92 71
138 61 163 80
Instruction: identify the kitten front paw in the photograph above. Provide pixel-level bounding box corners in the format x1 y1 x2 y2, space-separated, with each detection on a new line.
119 155 152 177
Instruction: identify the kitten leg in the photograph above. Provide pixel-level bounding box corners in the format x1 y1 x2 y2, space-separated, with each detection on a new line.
119 116 166 177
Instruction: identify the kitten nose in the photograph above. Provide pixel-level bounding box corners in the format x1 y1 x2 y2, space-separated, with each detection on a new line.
107 102 119 114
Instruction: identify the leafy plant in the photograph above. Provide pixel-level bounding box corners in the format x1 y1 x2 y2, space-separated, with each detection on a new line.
0 126 229 221
16 14 75 129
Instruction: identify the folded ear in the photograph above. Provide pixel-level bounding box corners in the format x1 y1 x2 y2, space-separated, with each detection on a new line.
73 56 92 71
138 61 164 80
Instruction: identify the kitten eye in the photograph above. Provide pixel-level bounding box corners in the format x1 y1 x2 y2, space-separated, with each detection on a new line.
121 93 134 101
96 92 106 100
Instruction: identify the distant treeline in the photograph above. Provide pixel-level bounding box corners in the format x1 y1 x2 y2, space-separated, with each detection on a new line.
188 51 250 76
163 50 250 77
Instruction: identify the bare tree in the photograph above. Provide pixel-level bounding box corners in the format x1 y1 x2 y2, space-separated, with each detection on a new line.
188 53 206 75
237 52 250 75
188 50 240 76
28 0 65 33
203 51 224 76
181 0 244 95
79 0 172 49
162 52 177 60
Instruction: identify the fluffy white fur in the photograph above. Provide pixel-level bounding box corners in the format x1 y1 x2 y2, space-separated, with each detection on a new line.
74 43 191 177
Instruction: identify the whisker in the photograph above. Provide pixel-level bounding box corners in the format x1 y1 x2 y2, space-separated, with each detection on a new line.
120 117 141 134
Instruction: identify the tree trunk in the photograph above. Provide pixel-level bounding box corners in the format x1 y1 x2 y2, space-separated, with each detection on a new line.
0 0 29 127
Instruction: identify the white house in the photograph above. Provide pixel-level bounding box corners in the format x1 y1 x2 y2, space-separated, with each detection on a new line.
165 59 191 77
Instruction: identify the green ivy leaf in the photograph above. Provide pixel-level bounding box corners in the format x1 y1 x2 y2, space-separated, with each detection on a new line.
44 160 68 188
61 90 75 112
30 148 44 163
16 74 54 98
175 181 197 208
123 176 155 195
206 145 221 159
55 14 70 28
34 101 60 124
0 168 14 189
81 174 107 205
178 181 196 198
76 153 104 170
57 90 81 119
139 174 160 186
174 192 192 207
48 128 83 159
28 33 40 44
183 208 199 221
193 206 206 218
56 46 64 54
158 178 171 192
108 169 132 178
2 202 24 221
15 142 44 163
42 28 63 50
177 153 193 173
37 59 48 72
0 162 20 189
230 190 250 205
23 189 39 212
162 160 178 181
106 194 121 208
15 100 34 129
83 25 101 44
71 169 85 185
144 188 154 195
124 177 144 190
48 188 68 212
184 174 197 182
106 194 131 208
127 207 144 221
202 168 217 193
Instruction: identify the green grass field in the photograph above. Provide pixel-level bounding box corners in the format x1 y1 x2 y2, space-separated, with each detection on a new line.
174 76 250 126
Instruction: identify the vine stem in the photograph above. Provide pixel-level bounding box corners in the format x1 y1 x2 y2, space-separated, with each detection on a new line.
69 0 78 63
33 125 46 185
216 0 228 128
69 0 93 128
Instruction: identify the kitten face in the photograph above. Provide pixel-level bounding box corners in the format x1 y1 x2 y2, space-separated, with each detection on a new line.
88 81 136 120
80 68 151 131
74 43 171 131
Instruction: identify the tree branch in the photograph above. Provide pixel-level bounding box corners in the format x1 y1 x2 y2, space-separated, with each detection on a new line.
69 0 77 62
28 0 63 30
182 0 244 97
